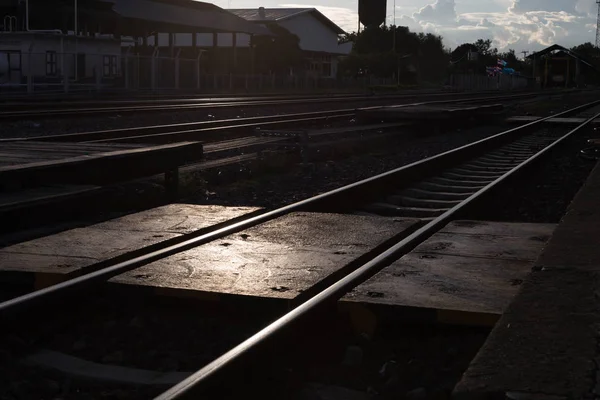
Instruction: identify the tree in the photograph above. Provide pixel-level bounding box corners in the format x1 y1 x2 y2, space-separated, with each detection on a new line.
474 39 498 57
338 25 448 84
449 40 527 75
338 32 357 44
251 24 304 74
570 43 600 85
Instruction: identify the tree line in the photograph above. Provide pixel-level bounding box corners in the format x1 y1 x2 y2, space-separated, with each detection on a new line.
338 26 600 85
249 22 600 85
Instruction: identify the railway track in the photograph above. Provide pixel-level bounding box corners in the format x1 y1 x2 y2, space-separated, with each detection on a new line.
1 97 597 399
361 131 566 218
153 100 600 400
0 90 553 120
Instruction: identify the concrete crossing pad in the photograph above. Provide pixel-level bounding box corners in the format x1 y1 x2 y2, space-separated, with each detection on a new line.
342 220 555 326
109 213 420 302
0 204 260 286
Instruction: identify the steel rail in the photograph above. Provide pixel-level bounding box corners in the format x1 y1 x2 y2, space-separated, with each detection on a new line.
0 90 545 120
154 111 600 400
0 91 420 111
0 99 597 319
0 89 540 106
0 109 355 143
89 113 356 144
0 89 541 111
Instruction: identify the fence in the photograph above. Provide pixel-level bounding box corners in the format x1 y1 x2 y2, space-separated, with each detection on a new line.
0 51 119 94
449 73 530 91
0 50 534 94
0 50 399 94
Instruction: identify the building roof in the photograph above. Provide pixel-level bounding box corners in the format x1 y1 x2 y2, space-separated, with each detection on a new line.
100 0 271 35
527 44 593 68
228 7 346 35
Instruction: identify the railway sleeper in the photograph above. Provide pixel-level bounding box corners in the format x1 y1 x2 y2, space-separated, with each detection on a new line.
425 177 487 189
385 195 462 209
502 145 544 152
453 163 515 172
451 167 508 176
477 155 530 163
396 187 472 201
496 146 538 153
362 202 446 218
468 160 517 168
442 172 501 182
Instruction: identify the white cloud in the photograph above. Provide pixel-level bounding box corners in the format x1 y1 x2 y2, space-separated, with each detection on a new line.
213 0 599 53
413 0 457 22
395 0 597 51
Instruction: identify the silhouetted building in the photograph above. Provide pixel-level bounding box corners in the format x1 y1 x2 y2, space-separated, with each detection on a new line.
227 7 351 78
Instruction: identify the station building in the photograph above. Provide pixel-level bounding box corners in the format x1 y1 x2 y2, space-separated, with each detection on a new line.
227 7 352 78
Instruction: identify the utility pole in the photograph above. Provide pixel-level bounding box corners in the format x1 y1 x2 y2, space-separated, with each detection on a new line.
521 50 529 60
74 0 78 82
392 0 398 85
596 0 600 48
391 0 396 52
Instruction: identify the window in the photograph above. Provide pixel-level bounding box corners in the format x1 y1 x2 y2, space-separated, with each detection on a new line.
103 55 118 77
46 51 57 76
322 63 332 77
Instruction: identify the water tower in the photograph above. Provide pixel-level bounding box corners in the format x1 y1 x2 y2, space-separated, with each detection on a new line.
358 0 387 28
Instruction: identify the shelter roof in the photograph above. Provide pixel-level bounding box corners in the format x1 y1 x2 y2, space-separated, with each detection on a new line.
527 44 593 67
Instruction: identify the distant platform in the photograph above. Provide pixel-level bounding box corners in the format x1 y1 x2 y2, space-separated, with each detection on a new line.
0 204 260 288
357 103 505 124
341 220 555 328
506 116 600 124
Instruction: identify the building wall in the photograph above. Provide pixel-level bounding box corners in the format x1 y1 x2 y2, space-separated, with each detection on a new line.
0 33 120 83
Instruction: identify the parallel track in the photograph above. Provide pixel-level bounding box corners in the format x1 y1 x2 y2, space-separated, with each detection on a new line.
1 91 555 145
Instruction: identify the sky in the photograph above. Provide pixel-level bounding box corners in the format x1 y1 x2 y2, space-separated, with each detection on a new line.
210 0 599 53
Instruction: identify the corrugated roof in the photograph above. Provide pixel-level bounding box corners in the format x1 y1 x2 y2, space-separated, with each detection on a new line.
527 44 593 68
228 7 346 35
228 8 312 21
100 0 271 35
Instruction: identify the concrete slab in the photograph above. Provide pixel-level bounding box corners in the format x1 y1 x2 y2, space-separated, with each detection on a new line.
110 213 420 303
453 161 600 400
0 204 260 286
342 220 555 326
